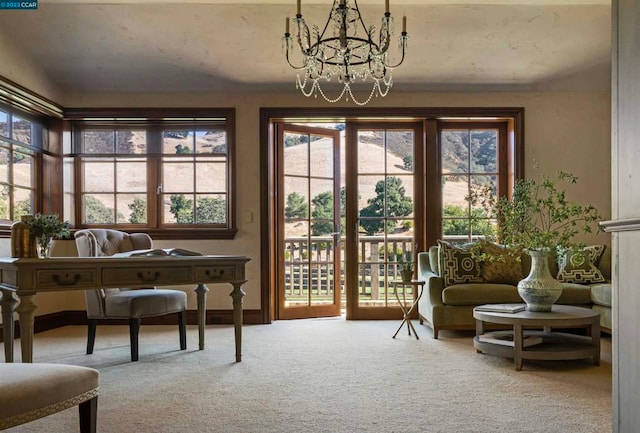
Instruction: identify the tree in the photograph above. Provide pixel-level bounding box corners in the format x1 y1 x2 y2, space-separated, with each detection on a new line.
442 204 495 237
285 192 308 220
169 194 194 224
175 144 192 154
84 195 123 224
402 155 413 171
128 197 147 223
196 197 226 224
310 191 334 236
359 177 412 235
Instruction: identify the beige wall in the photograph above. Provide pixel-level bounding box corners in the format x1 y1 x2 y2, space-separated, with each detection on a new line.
0 42 612 318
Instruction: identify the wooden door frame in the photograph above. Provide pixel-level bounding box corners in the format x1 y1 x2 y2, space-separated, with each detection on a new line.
260 107 524 323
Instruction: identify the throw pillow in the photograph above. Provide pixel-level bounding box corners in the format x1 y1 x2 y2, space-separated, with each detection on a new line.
557 245 606 284
478 240 523 285
437 240 483 286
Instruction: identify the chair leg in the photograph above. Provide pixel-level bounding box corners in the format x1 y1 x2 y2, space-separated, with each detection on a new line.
87 319 97 355
129 318 141 362
79 396 98 433
178 310 187 350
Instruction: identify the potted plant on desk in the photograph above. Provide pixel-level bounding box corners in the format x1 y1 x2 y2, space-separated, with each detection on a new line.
398 252 414 282
24 213 71 258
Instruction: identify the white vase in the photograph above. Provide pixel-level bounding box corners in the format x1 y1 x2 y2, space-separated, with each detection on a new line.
517 249 562 312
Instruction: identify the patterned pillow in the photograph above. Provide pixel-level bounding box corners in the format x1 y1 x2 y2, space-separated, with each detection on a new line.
478 240 523 285
557 245 606 284
437 240 483 286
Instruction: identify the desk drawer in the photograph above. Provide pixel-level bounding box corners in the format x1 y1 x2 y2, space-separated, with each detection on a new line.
36 269 98 288
102 266 191 286
195 265 235 282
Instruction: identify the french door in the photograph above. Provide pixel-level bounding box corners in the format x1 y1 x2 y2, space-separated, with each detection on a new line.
275 121 423 320
277 124 342 319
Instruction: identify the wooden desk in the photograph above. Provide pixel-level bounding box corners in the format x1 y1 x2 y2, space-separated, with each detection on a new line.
0 255 250 363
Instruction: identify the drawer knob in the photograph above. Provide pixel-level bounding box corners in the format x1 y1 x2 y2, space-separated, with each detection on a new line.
52 273 81 286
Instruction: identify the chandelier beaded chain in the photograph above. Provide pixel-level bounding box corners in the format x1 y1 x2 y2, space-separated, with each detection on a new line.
283 0 408 105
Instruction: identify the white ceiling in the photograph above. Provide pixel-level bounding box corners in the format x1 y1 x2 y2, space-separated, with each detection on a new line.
0 0 611 94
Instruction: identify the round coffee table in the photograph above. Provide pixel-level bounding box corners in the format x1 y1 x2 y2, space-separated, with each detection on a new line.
473 304 601 371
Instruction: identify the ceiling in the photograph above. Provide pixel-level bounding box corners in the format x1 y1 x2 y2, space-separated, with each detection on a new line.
0 0 611 94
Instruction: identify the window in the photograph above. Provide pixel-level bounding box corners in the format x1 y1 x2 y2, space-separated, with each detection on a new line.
67 109 236 239
439 122 508 243
0 105 49 221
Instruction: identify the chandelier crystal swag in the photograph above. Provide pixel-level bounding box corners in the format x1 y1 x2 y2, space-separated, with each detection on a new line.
283 0 408 105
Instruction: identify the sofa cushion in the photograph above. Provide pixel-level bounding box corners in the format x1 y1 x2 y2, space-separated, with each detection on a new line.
428 245 440 276
478 240 523 285
557 283 593 305
442 283 521 306
590 283 612 308
438 240 483 286
557 245 606 284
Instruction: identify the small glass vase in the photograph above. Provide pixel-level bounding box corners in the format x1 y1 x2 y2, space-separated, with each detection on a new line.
35 236 53 258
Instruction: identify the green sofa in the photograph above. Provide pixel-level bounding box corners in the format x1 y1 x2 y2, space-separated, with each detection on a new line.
416 242 612 339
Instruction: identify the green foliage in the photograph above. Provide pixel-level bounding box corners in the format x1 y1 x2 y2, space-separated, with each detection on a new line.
14 198 31 221
24 213 70 239
310 191 334 236
169 194 194 224
169 194 226 224
402 155 413 171
359 177 413 235
128 197 147 224
196 197 226 224
84 196 122 224
285 192 308 220
467 170 601 252
442 205 494 236
175 144 192 154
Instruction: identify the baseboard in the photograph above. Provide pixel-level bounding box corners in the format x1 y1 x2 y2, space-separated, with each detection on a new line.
0 309 266 343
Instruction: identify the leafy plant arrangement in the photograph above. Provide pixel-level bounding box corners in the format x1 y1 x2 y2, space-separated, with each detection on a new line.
467 170 602 257
397 251 413 271
24 213 71 257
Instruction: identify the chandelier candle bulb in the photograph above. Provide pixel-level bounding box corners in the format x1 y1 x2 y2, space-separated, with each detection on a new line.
297 0 300 15
286 17 290 34
385 0 390 13
403 15 407 32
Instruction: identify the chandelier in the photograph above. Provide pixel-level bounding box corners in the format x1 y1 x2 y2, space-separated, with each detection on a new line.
283 0 408 105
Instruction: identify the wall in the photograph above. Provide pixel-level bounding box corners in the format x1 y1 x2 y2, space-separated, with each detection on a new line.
0 49 612 318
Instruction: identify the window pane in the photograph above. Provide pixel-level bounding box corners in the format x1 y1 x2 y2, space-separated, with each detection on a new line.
13 187 32 219
195 194 226 224
0 111 7 137
442 174 469 216
164 131 194 154
195 130 226 154
84 159 114 192
117 130 146 154
12 115 31 145
12 150 33 188
358 130 384 174
163 193 195 224
83 194 116 224
195 159 226 192
284 132 308 176
0 146 9 183
0 185 8 219
309 134 333 178
117 194 147 224
284 176 309 221
387 130 414 174
441 130 469 173
116 160 147 192
470 130 497 173
163 162 194 193
84 131 114 154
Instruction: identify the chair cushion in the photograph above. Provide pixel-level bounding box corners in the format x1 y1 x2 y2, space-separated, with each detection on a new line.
105 288 187 318
557 283 593 305
0 363 99 429
442 283 521 306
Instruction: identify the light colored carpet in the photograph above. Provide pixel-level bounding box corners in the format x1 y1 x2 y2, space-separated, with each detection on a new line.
5 319 611 433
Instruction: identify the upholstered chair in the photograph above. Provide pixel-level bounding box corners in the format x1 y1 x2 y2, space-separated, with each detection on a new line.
74 229 187 362
0 363 99 432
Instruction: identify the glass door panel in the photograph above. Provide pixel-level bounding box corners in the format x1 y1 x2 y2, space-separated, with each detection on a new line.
278 124 342 319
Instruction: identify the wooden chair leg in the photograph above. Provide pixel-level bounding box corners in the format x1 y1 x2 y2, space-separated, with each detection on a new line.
178 310 187 350
79 396 98 433
129 318 141 362
87 319 97 355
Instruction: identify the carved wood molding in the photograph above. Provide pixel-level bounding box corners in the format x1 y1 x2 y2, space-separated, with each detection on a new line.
600 218 640 232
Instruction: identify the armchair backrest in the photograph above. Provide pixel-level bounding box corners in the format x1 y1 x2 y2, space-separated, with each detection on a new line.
74 229 154 319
